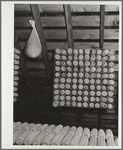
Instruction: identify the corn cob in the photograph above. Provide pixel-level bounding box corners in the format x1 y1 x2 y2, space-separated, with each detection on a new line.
14 65 19 70
106 129 114 139
53 101 59 107
85 48 91 54
72 101 76 107
85 54 90 60
51 126 70 145
55 61 60 65
102 56 108 61
101 97 107 103
14 98 17 102
66 101 71 106
115 138 118 146
24 129 41 145
55 54 60 60
89 135 97 146
83 96 88 102
79 136 89 146
70 127 83 145
61 49 67 55
79 128 90 146
23 124 42 145
14 48 21 54
109 74 115 79
90 128 98 137
15 123 35 145
13 122 21 130
60 101 65 106
14 92 18 97
60 126 76 145
97 49 102 55
13 122 28 144
77 102 82 107
95 97 100 102
102 86 106 90
108 104 113 109
92 49 96 54
79 49 83 54
74 49 78 55
31 124 49 145
56 48 61 54
14 76 19 81
102 49 109 56
97 55 101 61
109 55 115 61
108 98 114 103
89 103 94 108
109 62 114 67
90 97 95 102
14 54 20 60
98 129 106 146
109 49 115 55
107 137 116 146
14 59 20 65
14 87 18 92
32 124 55 145
41 125 63 145
95 103 100 108
14 71 18 75
68 56 73 60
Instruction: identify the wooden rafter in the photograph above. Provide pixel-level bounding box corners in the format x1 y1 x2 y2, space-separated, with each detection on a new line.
30 4 52 84
64 4 74 49
99 5 105 49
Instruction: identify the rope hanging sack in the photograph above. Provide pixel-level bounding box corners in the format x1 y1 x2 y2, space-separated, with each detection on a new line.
25 20 42 58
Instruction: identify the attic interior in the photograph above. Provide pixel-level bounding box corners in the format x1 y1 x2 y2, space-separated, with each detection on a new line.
14 3 119 138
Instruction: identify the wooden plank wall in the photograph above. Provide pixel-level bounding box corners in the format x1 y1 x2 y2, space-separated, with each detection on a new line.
14 4 119 135
15 4 119 77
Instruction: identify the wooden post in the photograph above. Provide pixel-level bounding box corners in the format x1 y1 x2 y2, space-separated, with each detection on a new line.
98 5 105 128
99 5 105 49
64 5 74 49
30 4 52 84
14 31 36 100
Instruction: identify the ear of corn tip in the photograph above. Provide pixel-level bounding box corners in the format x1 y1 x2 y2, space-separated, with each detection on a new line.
53 48 115 109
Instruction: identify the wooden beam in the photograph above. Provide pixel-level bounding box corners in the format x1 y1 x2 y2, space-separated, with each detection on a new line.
30 4 52 84
14 31 36 100
99 5 105 49
64 5 74 49
15 11 119 18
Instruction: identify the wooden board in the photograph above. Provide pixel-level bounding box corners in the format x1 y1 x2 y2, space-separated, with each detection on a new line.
15 29 119 40
19 41 119 51
15 15 119 27
15 4 119 12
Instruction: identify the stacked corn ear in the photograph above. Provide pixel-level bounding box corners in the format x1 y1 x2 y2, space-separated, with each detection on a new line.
105 129 116 146
13 122 118 146
53 48 115 109
89 128 98 146
14 48 21 102
98 129 107 146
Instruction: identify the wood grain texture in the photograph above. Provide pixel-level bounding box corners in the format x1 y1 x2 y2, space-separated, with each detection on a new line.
31 4 52 84
99 5 105 49
64 5 74 49
15 15 119 27
15 29 119 40
19 41 119 51
15 4 119 12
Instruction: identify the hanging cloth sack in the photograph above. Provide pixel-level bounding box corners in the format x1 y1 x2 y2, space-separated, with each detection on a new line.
25 20 42 58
